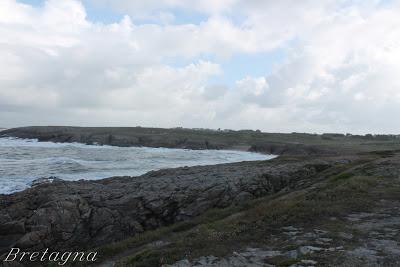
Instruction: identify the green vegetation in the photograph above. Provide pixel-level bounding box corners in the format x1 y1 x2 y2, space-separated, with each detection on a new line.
97 155 400 267
13 126 398 266
330 172 354 182
94 204 254 264
266 256 301 266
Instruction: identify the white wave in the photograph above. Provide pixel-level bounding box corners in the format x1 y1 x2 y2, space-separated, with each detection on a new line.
0 137 275 195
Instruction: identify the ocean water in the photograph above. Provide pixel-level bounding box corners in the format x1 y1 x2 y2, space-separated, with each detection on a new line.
0 137 275 194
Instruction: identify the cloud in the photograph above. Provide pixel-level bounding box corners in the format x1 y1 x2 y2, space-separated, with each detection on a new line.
256 1 400 133
1 0 400 133
85 0 236 18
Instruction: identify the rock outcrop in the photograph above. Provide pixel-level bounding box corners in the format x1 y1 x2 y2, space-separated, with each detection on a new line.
0 156 343 254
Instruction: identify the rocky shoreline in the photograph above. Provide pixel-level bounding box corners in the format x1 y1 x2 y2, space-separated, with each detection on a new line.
1 155 340 252
1 127 400 266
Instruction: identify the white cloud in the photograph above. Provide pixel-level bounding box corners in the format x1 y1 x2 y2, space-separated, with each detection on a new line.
85 0 236 18
1 0 400 133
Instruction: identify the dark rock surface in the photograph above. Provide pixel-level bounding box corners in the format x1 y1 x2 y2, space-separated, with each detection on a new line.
6 126 397 266
0 155 345 253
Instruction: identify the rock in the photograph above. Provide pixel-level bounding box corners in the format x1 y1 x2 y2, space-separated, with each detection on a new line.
317 237 332 242
285 250 299 259
30 177 63 187
163 259 191 267
284 231 301 237
298 246 323 255
233 192 253 204
0 156 340 252
0 220 25 234
167 248 279 267
313 229 328 235
303 232 318 238
316 237 332 245
348 247 381 264
301 259 318 265
282 226 300 231
338 232 353 240
0 155 340 251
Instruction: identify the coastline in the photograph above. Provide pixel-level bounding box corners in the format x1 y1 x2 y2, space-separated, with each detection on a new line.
1 126 338 156
0 152 341 251
0 136 274 195
2 127 400 266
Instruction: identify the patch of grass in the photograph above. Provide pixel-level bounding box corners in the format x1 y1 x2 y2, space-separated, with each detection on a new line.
115 246 190 267
114 174 384 266
283 243 300 251
254 175 380 226
93 202 263 263
95 227 170 260
330 172 354 182
368 150 399 157
95 158 396 267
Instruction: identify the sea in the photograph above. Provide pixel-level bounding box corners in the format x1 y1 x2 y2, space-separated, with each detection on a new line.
0 137 274 194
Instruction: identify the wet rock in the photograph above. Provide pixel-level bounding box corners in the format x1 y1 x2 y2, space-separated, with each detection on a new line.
30 177 63 187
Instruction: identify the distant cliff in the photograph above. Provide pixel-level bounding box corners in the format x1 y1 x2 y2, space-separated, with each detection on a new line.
2 126 340 155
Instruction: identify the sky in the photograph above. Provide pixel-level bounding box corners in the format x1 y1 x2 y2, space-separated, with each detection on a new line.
1 0 400 134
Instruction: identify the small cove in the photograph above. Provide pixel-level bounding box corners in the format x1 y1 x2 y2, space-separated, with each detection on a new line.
0 137 275 194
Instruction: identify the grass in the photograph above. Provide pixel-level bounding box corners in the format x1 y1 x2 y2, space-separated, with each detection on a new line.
266 256 301 266
109 168 388 267
92 202 261 263
330 172 354 182
6 127 400 266
63 153 400 267
7 126 400 154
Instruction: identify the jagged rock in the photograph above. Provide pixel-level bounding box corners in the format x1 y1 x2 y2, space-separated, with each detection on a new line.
0 156 340 253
